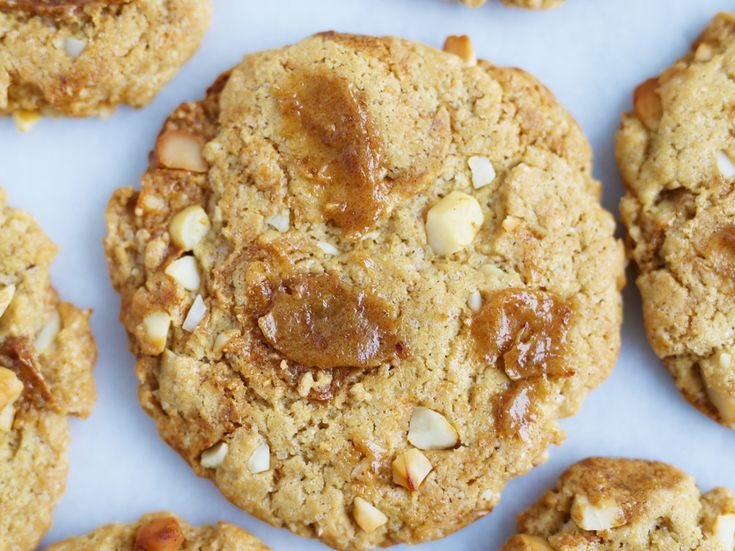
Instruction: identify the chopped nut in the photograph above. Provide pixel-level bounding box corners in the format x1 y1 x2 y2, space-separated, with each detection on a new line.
407 407 459 450
316 240 339 255
571 494 625 531
353 497 388 532
182 295 207 332
443 35 476 65
247 442 270 474
0 284 15 318
34 310 60 353
502 216 522 232
508 534 553 550
714 514 735 549
13 110 41 133
213 330 239 358
143 311 171 355
265 211 290 232
0 367 23 411
156 130 207 172
134 516 184 551
64 36 86 58
706 383 735 425
169 205 211 251
425 191 484 256
164 256 201 291
633 78 662 131
391 448 433 491
200 441 228 469
0 403 15 432
468 290 482 312
468 156 496 189
716 151 735 179
694 42 714 62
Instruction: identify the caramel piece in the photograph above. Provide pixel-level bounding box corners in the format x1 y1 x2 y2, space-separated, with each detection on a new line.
470 289 572 380
493 381 538 441
705 225 735 277
278 73 389 236
134 517 184 551
258 273 404 369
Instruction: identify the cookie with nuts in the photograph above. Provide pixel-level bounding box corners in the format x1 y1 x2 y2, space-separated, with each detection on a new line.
0 189 96 548
618 12 735 429
0 0 211 121
104 32 624 550
46 513 270 550
502 457 735 551
459 0 564 8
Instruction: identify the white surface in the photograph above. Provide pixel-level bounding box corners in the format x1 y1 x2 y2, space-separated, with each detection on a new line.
1 0 733 549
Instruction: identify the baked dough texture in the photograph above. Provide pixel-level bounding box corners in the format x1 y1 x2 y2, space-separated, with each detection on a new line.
46 512 270 550
460 0 564 9
104 32 625 549
618 12 735 429
502 457 735 551
0 0 211 117
0 189 96 549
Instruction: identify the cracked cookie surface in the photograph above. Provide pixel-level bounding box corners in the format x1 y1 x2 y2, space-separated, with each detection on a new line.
618 12 735 429
502 457 735 551
46 512 270 551
0 189 96 549
104 32 624 550
0 0 211 117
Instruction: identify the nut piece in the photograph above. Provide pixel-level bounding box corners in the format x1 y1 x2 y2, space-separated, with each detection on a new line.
714 514 735 549
425 191 484 256
247 442 270 474
265 211 290 232
468 156 496 189
633 78 662 131
468 290 482 312
0 403 16 432
571 494 625 531
213 330 239 358
35 310 60 353
164 256 201 291
64 36 86 58
169 205 211 251
694 42 714 62
0 284 15 319
182 294 207 332
156 130 207 173
353 497 388 533
200 441 228 469
134 516 184 551
143 311 171 355
13 110 41 133
0 367 23 411
706 383 735 425
716 151 735 179
391 448 433 491
443 35 476 65
316 240 339 255
407 407 459 450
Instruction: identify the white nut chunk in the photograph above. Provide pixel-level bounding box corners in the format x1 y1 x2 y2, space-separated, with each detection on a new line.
714 513 735 549
442 35 476 65
468 290 482 312
169 205 211 251
35 310 60 353
425 191 483 256
407 407 459 450
200 441 228 469
164 256 201 291
0 284 15 318
265 211 290 232
156 130 208 172
247 442 270 474
391 448 433 491
143 311 171 355
13 110 41 133
571 494 625 531
716 150 735 179
353 497 387 533
64 36 86 59
0 367 23 411
468 156 496 189
182 294 207 332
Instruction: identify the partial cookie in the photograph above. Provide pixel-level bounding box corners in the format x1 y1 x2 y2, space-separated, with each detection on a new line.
46 512 269 550
460 0 565 9
0 0 211 118
618 12 735 429
104 33 624 550
0 189 96 549
502 457 735 551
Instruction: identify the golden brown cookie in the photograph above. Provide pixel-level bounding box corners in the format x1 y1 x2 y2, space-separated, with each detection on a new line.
618 12 735 429
46 512 270 550
0 189 96 549
0 0 211 118
104 33 624 550
502 457 735 551
460 0 564 8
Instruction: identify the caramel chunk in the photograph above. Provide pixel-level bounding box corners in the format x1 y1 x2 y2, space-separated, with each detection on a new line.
134 517 184 551
258 273 403 369
705 225 735 277
470 289 572 380
493 381 539 441
278 73 389 236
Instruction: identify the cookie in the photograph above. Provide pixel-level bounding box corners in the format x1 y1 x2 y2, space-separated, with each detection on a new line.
46 512 270 551
460 0 565 9
618 12 735 429
104 32 625 550
0 0 211 118
0 189 96 549
501 457 735 551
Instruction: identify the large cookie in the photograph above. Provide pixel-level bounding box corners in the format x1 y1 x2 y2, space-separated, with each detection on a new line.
460 0 565 9
0 189 96 548
46 512 270 550
104 33 624 550
0 0 211 118
502 457 735 551
618 12 735 429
